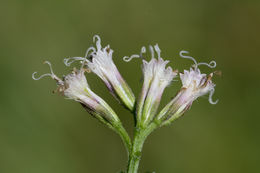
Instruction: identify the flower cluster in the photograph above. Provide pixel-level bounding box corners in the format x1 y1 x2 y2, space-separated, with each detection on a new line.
124 48 218 127
32 35 218 134
33 35 219 172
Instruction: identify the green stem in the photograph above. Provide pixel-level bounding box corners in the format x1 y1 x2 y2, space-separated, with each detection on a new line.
127 122 158 173
114 123 132 156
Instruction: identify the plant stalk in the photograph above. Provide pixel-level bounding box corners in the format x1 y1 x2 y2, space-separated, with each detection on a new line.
114 123 132 156
127 122 158 173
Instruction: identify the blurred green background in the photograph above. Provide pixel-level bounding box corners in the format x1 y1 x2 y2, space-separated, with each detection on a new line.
0 0 260 172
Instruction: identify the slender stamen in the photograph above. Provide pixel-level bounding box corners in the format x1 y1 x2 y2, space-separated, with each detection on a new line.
123 55 140 62
197 60 217 68
32 72 53 80
64 47 96 67
93 35 101 50
64 57 85 66
154 44 161 58
140 46 146 57
123 46 146 62
208 88 218 104
149 45 155 59
84 47 96 58
44 61 54 74
81 56 88 70
179 50 198 67
32 61 62 83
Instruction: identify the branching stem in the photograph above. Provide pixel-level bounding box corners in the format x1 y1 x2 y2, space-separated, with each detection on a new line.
126 122 158 173
114 123 132 156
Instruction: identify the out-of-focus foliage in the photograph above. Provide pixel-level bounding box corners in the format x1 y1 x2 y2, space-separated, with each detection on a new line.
0 0 259 172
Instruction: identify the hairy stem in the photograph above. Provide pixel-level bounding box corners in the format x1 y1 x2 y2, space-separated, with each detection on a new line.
114 123 132 156
127 122 158 173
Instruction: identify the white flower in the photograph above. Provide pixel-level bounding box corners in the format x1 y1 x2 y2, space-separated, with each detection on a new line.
178 68 216 105
178 50 218 105
64 35 135 111
124 45 177 126
32 61 120 124
156 51 218 125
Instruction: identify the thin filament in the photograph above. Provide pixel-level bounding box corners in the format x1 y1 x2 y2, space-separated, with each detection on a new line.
32 61 56 80
123 55 140 62
85 47 96 58
44 61 54 75
154 44 161 58
179 50 198 67
64 57 85 66
32 72 52 80
93 35 101 50
208 88 218 104
149 45 155 59
123 46 146 62
197 60 217 68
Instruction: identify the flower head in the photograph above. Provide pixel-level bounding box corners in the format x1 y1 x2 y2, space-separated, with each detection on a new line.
178 68 216 106
178 50 218 105
156 51 218 125
32 61 120 125
64 35 135 111
124 45 177 126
